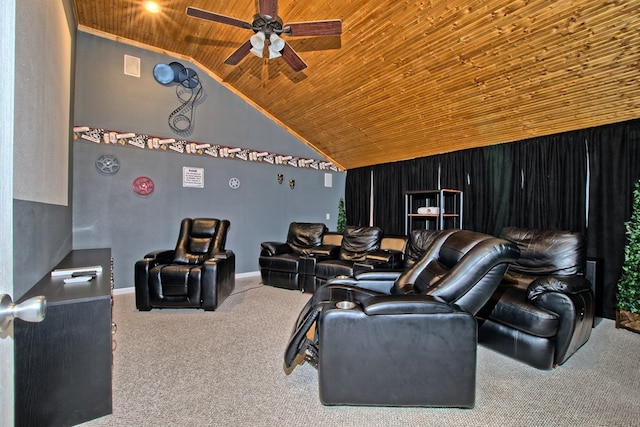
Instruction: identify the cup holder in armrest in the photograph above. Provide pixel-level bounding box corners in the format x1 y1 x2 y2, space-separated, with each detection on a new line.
336 301 356 309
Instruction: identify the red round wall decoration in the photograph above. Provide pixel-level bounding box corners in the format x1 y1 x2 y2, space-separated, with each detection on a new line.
132 176 154 196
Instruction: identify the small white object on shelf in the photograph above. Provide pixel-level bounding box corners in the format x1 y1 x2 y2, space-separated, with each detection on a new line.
417 207 440 214
51 265 103 277
63 275 94 284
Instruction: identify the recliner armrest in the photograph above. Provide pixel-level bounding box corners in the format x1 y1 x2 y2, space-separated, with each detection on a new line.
324 270 400 294
201 251 236 310
260 241 291 256
316 293 477 407
362 294 452 315
354 270 403 281
212 249 234 260
364 249 404 268
306 244 341 259
143 249 175 262
526 274 594 365
526 275 592 301
203 251 235 266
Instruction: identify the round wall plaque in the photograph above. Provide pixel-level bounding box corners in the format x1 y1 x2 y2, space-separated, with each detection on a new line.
228 177 240 190
95 154 120 175
132 176 155 196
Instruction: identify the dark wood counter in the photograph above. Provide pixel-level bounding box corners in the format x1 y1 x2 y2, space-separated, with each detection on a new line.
15 248 113 427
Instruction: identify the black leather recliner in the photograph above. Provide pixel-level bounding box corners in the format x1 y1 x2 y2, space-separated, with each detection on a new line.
259 222 328 290
284 229 520 407
477 227 595 369
260 223 401 292
306 225 384 288
135 218 235 311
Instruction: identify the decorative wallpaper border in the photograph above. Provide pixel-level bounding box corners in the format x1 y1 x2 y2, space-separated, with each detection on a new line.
73 126 341 172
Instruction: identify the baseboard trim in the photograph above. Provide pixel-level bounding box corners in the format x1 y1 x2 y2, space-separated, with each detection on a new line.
113 271 261 295
237 270 261 279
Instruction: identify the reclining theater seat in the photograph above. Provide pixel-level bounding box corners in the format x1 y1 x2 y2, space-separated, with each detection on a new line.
259 222 328 290
477 227 595 370
350 229 446 272
284 229 520 407
135 218 235 311
260 224 394 292
310 225 384 288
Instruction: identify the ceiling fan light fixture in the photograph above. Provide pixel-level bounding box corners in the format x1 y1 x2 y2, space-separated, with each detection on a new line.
269 33 284 52
268 33 285 58
250 31 265 57
268 49 282 59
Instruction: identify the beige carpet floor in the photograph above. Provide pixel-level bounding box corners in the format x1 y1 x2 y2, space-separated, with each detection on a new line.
81 276 640 427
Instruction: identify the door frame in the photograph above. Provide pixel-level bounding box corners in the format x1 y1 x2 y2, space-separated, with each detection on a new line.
1 2 17 426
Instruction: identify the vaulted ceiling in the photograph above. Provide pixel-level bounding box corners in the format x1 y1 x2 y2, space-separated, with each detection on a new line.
72 0 640 170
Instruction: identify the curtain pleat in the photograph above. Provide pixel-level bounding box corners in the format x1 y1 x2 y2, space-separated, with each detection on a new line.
371 162 405 235
345 167 371 227
586 120 640 318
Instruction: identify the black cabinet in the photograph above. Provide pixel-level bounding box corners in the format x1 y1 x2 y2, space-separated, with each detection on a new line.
405 189 463 233
15 249 113 427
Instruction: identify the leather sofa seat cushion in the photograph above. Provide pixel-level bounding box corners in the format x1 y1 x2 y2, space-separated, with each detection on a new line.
501 227 586 276
287 222 327 254
339 226 382 261
482 286 559 338
150 264 202 297
258 252 301 274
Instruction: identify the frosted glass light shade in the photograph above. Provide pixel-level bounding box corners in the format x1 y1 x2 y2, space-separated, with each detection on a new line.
250 32 266 57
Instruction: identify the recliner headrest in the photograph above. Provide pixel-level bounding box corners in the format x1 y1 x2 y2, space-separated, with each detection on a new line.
287 222 327 254
174 218 229 264
339 226 383 261
500 227 586 276
407 229 447 262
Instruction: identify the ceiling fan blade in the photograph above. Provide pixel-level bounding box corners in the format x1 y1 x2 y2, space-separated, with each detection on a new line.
259 0 278 19
280 43 307 72
224 40 253 65
186 7 252 30
285 20 342 37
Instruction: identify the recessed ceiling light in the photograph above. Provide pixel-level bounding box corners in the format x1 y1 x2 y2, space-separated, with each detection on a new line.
143 1 161 13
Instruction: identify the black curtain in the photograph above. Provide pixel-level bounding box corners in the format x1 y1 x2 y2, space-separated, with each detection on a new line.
473 144 519 236
345 167 371 227
343 118 640 319
371 161 405 235
509 134 588 233
586 119 640 318
401 155 440 193
439 148 490 234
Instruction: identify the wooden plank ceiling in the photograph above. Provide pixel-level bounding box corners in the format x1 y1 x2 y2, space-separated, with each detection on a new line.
72 0 640 170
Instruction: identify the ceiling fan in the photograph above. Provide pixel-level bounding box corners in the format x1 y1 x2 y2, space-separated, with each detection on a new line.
186 0 342 72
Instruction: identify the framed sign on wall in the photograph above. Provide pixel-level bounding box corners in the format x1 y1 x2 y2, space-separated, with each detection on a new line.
183 166 204 188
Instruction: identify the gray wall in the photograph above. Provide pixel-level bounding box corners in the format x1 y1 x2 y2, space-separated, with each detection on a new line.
13 0 75 299
73 32 345 288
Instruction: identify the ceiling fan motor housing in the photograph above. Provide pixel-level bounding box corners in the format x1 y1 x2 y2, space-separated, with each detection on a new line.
252 14 283 36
